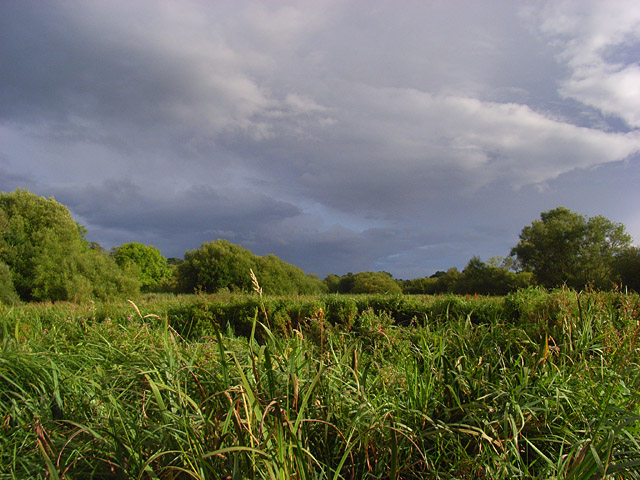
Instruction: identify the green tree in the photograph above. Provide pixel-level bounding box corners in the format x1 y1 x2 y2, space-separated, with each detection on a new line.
453 256 532 295
0 210 17 303
337 273 356 293
400 276 438 294
434 268 461 293
511 207 632 289
112 242 172 292
88 241 108 255
324 274 341 293
177 240 326 295
353 271 402 294
255 254 325 295
0 260 19 304
177 239 257 293
0 189 138 301
84 248 140 300
613 246 640 292
336 271 402 294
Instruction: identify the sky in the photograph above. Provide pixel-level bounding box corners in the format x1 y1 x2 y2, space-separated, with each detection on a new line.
1 0 639 279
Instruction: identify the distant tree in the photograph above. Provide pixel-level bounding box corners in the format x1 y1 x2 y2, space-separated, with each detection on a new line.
0 189 138 301
337 273 356 293
613 246 640 292
401 269 456 295
577 215 632 289
400 276 438 295
342 271 402 294
434 267 461 293
452 256 532 295
177 239 257 293
177 240 324 295
255 254 326 295
324 274 341 293
0 260 19 304
488 256 519 272
511 207 631 289
81 248 140 300
112 242 172 292
88 241 108 255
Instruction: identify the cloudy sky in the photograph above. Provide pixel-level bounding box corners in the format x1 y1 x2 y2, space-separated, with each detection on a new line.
1 1 639 278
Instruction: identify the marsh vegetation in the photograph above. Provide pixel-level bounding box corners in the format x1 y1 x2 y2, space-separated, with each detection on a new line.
2 288 639 479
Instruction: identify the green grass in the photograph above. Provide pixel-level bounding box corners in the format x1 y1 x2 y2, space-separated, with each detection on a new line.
1 289 639 479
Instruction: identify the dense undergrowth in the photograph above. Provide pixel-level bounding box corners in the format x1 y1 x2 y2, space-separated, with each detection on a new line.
1 288 639 479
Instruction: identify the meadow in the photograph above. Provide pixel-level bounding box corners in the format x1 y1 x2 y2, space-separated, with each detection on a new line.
1 287 639 479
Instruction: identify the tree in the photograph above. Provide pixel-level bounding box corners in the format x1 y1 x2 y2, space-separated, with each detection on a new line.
351 271 402 294
0 189 139 301
177 239 257 293
332 271 402 294
400 276 438 295
613 246 640 292
434 268 461 293
510 207 632 289
324 274 341 293
255 254 325 295
452 256 532 295
177 239 326 295
112 242 172 292
88 241 109 255
0 211 17 304
0 260 19 304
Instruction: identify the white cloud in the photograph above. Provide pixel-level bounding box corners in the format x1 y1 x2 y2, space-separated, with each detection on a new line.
535 0 640 127
308 86 640 195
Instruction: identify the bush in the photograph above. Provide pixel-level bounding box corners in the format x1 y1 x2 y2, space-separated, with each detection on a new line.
426 294 503 325
502 286 579 339
112 242 172 292
0 260 19 305
0 189 139 302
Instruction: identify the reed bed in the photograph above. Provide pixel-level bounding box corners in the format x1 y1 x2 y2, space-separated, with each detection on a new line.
1 289 639 479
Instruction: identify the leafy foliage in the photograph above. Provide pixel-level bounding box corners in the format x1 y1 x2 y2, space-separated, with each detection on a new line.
511 207 632 289
112 242 172 292
177 239 324 295
452 256 533 295
2 190 637 301
326 271 402 294
0 189 139 301
350 271 402 294
613 246 640 292
178 239 256 293
0 260 19 304
401 262 533 296
254 254 326 295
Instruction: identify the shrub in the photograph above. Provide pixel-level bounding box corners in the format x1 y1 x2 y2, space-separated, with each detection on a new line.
0 189 139 302
0 260 19 305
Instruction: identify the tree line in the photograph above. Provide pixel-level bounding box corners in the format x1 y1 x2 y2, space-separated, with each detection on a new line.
401 206 638 295
1 189 638 303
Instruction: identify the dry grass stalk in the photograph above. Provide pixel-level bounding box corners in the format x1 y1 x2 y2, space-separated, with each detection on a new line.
250 268 270 328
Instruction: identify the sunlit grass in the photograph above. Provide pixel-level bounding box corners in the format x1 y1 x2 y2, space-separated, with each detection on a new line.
1 289 639 478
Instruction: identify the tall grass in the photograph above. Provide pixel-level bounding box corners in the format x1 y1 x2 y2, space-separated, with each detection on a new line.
1 288 639 478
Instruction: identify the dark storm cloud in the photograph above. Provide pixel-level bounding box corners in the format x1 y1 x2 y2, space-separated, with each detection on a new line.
1 0 639 277
53 179 404 275
0 164 36 193
55 179 300 238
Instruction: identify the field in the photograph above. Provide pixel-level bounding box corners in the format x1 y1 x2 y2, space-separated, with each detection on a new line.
1 288 639 479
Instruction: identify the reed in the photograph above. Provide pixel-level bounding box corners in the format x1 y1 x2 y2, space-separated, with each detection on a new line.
1 289 638 478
